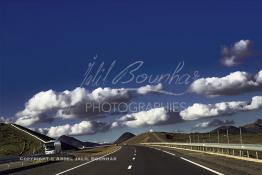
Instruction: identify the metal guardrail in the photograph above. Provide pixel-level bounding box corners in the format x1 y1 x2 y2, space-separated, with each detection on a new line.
142 142 262 160
142 142 262 151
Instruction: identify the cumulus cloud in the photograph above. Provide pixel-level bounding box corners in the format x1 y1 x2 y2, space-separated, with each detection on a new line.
189 70 262 97
16 84 162 126
137 83 163 95
36 120 111 138
194 119 235 129
180 96 262 120
220 40 253 67
113 107 182 128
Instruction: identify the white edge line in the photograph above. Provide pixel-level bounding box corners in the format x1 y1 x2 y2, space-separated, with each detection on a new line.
55 147 121 175
148 146 223 175
180 157 224 175
11 124 48 143
151 147 175 156
162 150 176 156
127 165 132 170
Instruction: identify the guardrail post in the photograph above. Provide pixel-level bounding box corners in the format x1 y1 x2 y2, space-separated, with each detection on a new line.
256 151 259 159
239 150 242 157
8 163 10 169
247 150 249 158
233 149 234 156
222 148 223 154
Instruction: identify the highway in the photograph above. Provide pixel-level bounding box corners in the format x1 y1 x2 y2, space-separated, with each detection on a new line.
4 146 223 175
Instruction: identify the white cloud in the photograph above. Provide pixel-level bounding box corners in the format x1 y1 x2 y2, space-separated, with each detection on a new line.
137 83 163 95
180 96 262 120
194 119 234 129
244 96 262 110
195 121 209 128
115 107 169 128
220 40 253 67
189 70 262 97
16 85 161 126
43 121 110 138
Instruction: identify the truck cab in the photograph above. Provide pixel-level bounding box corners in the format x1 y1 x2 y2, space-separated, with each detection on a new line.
44 140 61 155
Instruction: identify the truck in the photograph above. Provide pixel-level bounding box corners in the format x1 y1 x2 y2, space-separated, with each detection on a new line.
44 140 62 155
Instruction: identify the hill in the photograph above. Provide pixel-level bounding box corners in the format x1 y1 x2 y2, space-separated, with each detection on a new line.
114 132 135 144
210 119 262 134
122 132 190 145
122 119 262 145
12 123 54 142
243 119 262 133
57 135 100 149
0 123 48 157
210 125 241 134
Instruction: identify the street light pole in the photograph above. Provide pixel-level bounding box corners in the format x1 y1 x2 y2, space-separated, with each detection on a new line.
240 127 243 144
227 129 229 144
217 130 220 144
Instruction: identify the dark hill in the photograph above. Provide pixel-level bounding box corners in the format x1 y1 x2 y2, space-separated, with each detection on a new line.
243 119 262 133
57 135 100 149
114 132 135 144
210 125 242 134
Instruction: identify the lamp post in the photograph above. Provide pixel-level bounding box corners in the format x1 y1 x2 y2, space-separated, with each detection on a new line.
227 129 229 144
217 130 220 144
240 127 243 144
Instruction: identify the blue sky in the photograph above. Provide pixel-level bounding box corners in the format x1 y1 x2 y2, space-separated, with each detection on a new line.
1 0 262 142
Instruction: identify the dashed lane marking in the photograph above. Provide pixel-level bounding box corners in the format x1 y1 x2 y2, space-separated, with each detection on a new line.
127 165 132 170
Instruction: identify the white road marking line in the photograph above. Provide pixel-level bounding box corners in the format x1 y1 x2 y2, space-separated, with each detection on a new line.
134 153 136 156
55 147 121 175
153 147 161 151
133 157 135 160
162 150 176 156
151 147 175 156
127 165 132 170
149 146 223 175
180 157 224 175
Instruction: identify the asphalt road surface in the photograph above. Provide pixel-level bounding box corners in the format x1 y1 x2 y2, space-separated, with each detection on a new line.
3 146 223 175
